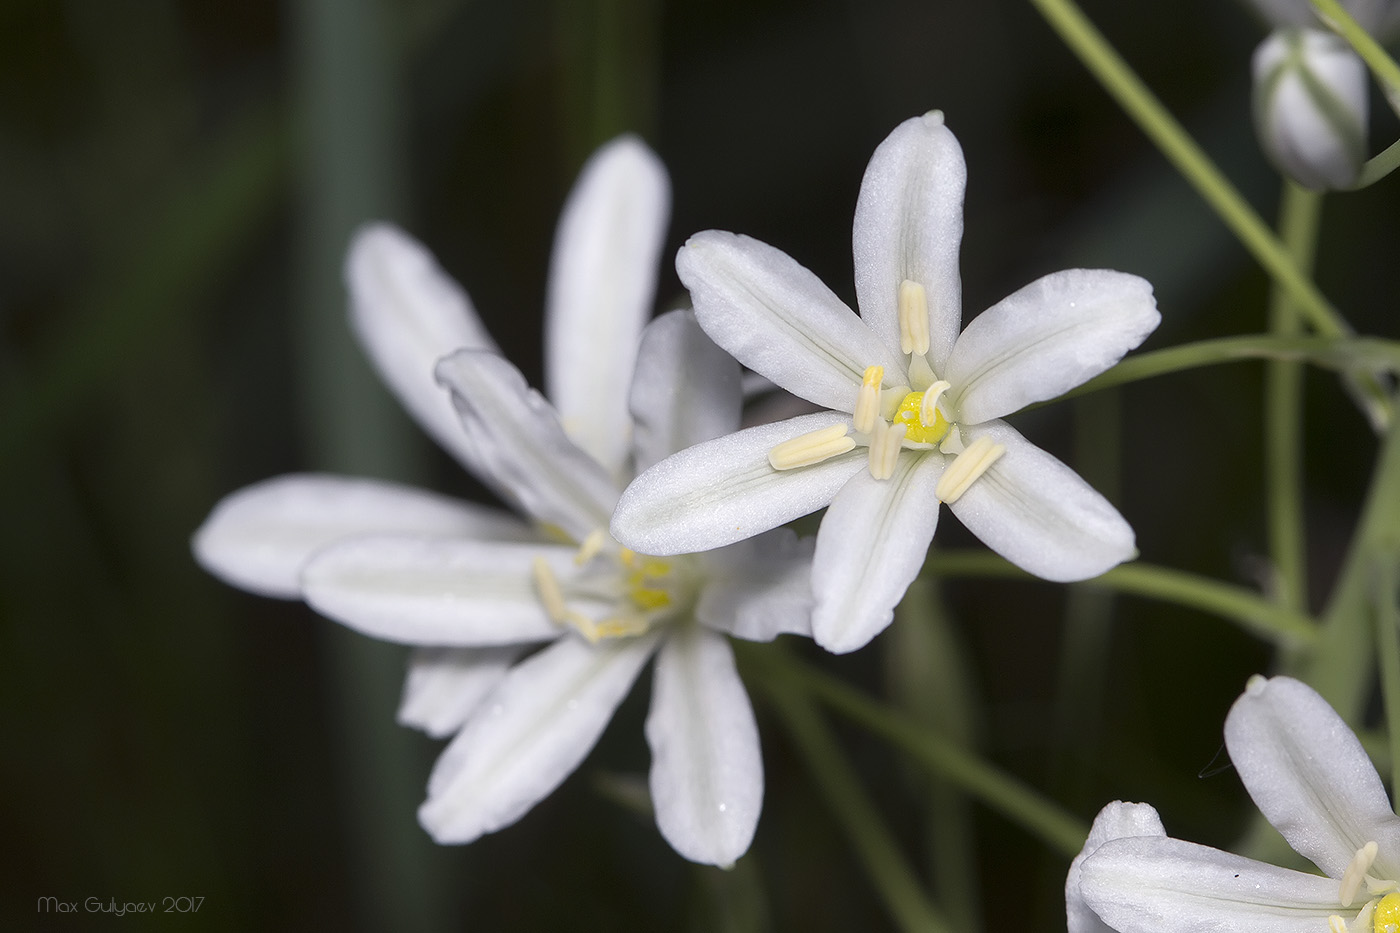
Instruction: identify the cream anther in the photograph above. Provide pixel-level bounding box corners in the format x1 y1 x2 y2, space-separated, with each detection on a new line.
768 423 856 470
574 528 607 565
1341 842 1380 907
867 419 907 480
935 435 1006 503
532 557 592 634
1327 914 1347 933
898 280 930 355
854 365 884 434
920 380 952 428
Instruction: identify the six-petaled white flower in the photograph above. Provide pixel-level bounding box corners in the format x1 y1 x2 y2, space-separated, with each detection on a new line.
193 137 816 866
610 111 1160 654
1070 675 1400 933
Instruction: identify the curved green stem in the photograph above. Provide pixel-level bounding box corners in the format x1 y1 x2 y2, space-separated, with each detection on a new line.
740 644 1090 859
1353 137 1400 189
757 669 951 933
1311 0 1400 114
922 551 1319 646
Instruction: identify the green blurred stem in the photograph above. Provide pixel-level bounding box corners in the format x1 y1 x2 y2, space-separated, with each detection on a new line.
740 644 1089 859
1266 183 1321 615
1354 138 1400 189
757 672 950 933
923 551 1319 646
1311 0 1400 114
1373 551 1400 810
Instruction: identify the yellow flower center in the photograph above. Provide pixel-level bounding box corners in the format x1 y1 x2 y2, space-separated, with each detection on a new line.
531 539 689 643
891 390 950 445
1375 893 1400 933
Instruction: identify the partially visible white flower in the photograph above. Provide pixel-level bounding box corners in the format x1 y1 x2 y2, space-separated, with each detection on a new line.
611 112 1158 655
1071 675 1400 932
194 138 815 866
1244 0 1400 189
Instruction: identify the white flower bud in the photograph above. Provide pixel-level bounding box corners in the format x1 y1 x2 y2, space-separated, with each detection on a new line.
1252 27 1369 189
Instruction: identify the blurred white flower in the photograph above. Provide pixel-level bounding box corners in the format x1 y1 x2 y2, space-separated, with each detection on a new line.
611 111 1158 655
1071 676 1400 932
193 138 815 866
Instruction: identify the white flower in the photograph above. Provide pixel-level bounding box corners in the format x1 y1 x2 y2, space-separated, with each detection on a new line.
1070 675 1400 932
193 137 816 866
611 112 1159 655
1245 0 1400 189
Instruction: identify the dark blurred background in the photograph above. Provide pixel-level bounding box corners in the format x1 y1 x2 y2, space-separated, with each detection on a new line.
4 0 1398 929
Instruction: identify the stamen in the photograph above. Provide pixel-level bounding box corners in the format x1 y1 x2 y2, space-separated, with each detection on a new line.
935 435 1006 503
1341 841 1380 907
867 419 907 480
768 423 856 470
574 528 607 565
594 614 652 640
920 380 952 428
1327 914 1347 933
853 366 884 433
532 557 570 623
898 280 930 355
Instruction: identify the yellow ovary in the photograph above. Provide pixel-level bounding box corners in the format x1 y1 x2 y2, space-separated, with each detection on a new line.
891 391 950 445
1375 892 1400 933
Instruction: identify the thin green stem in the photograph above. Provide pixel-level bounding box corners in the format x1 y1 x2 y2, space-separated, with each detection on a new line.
757 672 951 933
922 551 1319 646
740 644 1089 859
1266 182 1322 615
1354 138 1400 189
1311 0 1400 110
1373 550 1400 810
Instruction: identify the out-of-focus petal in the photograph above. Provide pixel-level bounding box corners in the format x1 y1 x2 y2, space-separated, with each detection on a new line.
646 624 763 866
192 473 530 599
852 110 966 369
629 309 742 474
1066 801 1166 933
545 137 670 474
947 421 1135 582
397 646 526 738
695 529 816 642
419 631 659 844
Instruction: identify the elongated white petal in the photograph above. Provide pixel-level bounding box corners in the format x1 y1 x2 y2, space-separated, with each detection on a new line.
612 413 866 556
852 111 966 369
1225 675 1400 880
398 646 525 738
695 528 816 642
943 270 1159 424
1079 835 1343 933
436 350 619 541
301 537 571 646
647 624 762 866
346 224 498 470
810 453 945 653
1067 802 1166 933
192 473 530 598
677 231 906 413
420 631 659 844
546 137 670 473
947 421 1135 582
629 308 742 473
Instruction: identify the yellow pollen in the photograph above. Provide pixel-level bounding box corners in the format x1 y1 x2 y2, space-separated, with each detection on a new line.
935 435 1006 503
768 423 856 470
630 587 672 611
892 390 951 445
574 529 607 565
867 418 906 480
898 280 930 355
854 365 884 434
593 615 653 640
1374 892 1400 932
1343 843 1381 907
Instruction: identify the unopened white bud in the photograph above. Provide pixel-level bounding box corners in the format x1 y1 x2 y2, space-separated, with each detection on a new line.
1252 28 1368 190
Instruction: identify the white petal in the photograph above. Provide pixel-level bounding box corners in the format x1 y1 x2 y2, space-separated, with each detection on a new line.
436 350 620 541
695 528 816 642
611 413 866 556
647 624 763 866
192 473 530 598
1079 835 1343 933
677 231 906 413
943 269 1159 424
346 224 498 471
1224 675 1400 879
301 537 571 645
546 136 670 473
852 111 967 369
419 631 659 844
811 453 945 654
397 646 525 738
1067 802 1166 933
629 308 742 473
947 421 1136 582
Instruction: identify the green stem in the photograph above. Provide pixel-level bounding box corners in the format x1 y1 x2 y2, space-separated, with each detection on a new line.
1373 550 1400 810
1354 138 1400 189
757 672 950 933
1311 0 1400 113
1266 183 1322 615
923 551 1319 646
741 644 1089 859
